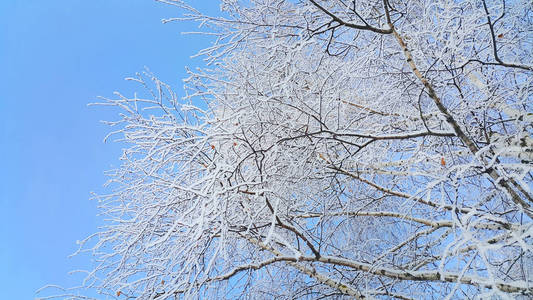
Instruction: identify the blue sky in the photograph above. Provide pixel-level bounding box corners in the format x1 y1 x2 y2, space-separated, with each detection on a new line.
0 1 216 298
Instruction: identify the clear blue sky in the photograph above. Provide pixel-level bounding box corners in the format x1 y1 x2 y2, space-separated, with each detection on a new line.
0 1 216 298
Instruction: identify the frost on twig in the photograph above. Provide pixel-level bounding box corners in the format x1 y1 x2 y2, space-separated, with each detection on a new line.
42 0 532 299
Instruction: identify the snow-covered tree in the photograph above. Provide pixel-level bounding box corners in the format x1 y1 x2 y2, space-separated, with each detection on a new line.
47 0 533 299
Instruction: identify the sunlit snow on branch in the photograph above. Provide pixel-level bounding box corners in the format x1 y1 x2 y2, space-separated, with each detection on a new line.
40 0 532 299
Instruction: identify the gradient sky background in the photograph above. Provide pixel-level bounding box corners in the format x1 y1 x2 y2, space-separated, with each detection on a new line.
0 1 217 298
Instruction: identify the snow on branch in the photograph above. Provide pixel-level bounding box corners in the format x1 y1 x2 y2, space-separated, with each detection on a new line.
42 0 533 299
